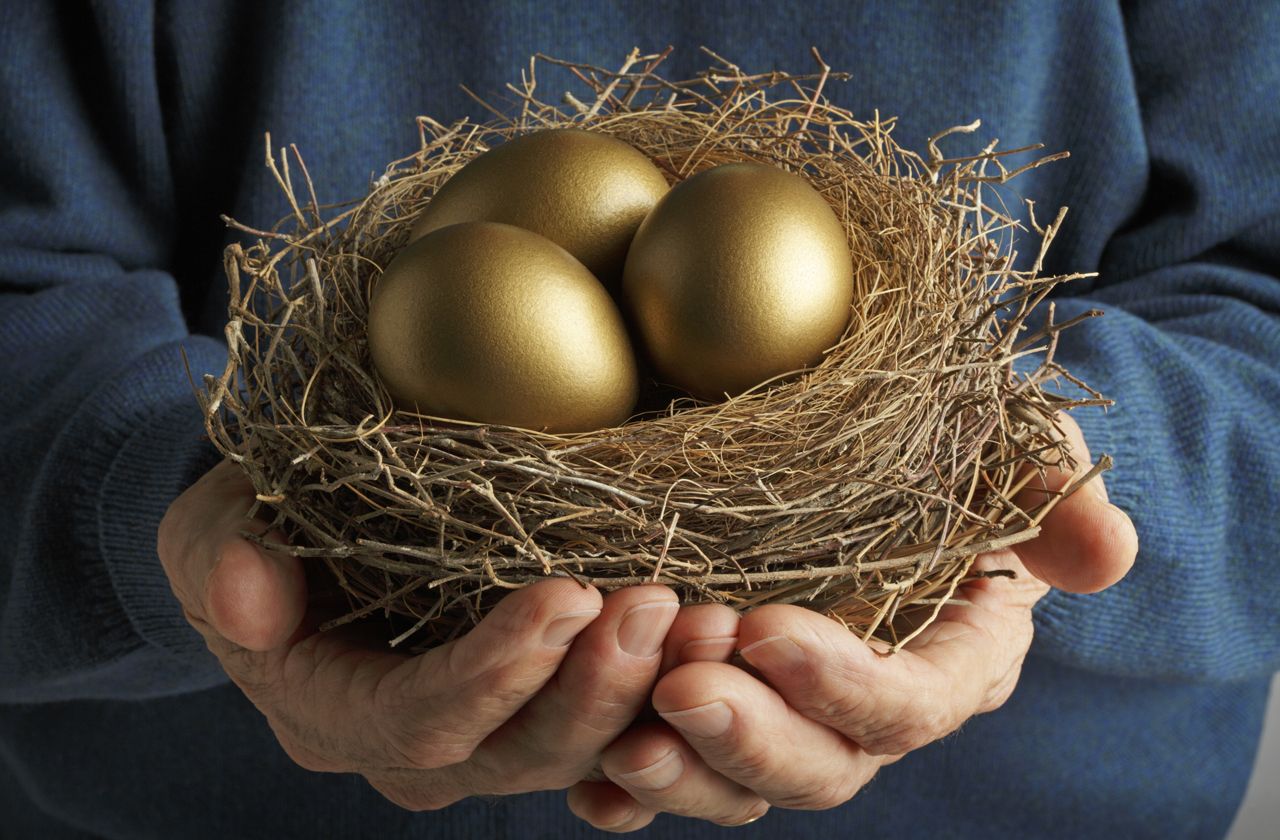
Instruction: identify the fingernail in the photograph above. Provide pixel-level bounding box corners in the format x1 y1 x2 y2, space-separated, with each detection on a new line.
616 749 684 791
659 700 734 738
544 609 601 647
680 636 739 662
739 635 806 673
617 602 678 658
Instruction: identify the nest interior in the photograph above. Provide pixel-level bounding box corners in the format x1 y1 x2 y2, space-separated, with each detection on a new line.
197 48 1108 654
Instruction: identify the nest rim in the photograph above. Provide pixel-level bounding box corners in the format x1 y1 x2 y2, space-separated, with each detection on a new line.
197 47 1107 653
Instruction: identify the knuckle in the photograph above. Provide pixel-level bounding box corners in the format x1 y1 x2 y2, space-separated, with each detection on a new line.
794 663 937 753
222 649 276 702
809 685 878 733
885 718 948 754
382 719 476 771
980 666 1022 713
493 763 568 795
557 678 639 736
465 747 540 795
717 739 776 785
442 637 471 685
484 664 543 708
773 774 857 811
982 684 1015 714
481 589 549 642
548 768 593 792
442 637 542 710
446 752 572 799
857 704 951 756
915 701 957 744
467 722 597 793
855 725 906 756
273 731 343 773
488 768 537 795
181 606 219 645
510 757 587 794
372 669 478 771
368 778 459 813
262 705 354 769
860 681 960 754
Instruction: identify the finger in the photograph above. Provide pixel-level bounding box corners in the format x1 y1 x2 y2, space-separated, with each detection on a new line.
212 575 601 777
465 585 678 789
204 526 307 651
583 600 741 783
1014 413 1138 593
734 602 1027 756
566 781 658 833
601 720 773 825
659 602 741 677
1017 486 1138 594
642 663 877 813
158 459 306 651
368 576 603 770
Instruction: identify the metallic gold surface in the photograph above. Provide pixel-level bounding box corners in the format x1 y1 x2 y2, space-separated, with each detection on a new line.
621 162 854 401
368 221 639 432
408 129 669 288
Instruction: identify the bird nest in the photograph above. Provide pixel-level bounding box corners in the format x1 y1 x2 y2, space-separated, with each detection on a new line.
196 48 1108 654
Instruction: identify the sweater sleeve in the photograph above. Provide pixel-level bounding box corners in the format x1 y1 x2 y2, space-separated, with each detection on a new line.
0 3 230 701
1028 0 1280 682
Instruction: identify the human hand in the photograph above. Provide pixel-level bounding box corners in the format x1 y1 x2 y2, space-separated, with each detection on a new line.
157 459 735 810
567 412 1139 830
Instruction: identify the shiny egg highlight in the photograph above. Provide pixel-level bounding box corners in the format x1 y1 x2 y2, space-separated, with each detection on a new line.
369 221 639 433
409 129 669 288
621 162 854 400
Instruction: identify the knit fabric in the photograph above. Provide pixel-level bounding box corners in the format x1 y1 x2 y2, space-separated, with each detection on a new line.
1 1 1277 837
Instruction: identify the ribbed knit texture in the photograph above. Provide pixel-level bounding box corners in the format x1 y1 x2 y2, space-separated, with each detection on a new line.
1 1 1276 837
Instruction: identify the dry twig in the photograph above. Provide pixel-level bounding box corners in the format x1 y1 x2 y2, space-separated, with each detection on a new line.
198 49 1106 651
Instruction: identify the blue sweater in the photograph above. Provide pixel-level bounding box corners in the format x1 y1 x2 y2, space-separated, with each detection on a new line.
2 1 1277 837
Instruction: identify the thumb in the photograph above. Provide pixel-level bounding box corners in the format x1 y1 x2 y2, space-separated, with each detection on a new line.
1012 413 1138 594
160 459 307 652
205 523 307 651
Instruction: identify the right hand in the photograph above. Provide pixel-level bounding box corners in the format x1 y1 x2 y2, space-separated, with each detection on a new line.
157 458 738 810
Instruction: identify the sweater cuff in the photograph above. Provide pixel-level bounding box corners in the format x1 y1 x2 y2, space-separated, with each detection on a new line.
93 335 230 659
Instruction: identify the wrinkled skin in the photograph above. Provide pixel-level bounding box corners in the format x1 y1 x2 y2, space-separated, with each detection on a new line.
566 412 1138 830
157 412 1135 829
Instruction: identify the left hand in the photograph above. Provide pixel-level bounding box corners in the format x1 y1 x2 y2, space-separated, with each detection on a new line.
566 412 1139 831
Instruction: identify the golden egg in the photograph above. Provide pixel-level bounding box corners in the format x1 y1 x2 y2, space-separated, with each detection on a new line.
408 128 670 287
621 162 854 401
368 221 639 433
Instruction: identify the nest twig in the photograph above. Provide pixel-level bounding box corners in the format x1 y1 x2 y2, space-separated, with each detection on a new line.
193 47 1107 653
